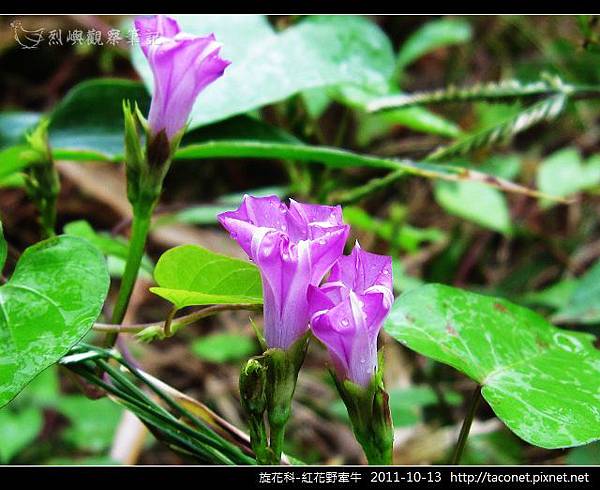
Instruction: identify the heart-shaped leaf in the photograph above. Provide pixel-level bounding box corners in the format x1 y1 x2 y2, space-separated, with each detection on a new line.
150 245 262 310
0 236 109 408
385 284 600 449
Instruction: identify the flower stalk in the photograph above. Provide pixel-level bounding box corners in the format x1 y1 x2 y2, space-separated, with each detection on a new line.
333 363 393 465
105 15 229 346
263 334 309 463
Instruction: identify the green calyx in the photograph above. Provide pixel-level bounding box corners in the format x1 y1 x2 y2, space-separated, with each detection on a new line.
23 118 59 238
240 333 309 464
239 357 272 464
122 100 183 209
332 353 394 465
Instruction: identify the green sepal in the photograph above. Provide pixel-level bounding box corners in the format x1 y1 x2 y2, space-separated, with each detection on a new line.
122 100 184 211
23 118 59 238
263 332 310 463
332 350 394 465
122 100 146 205
239 357 272 464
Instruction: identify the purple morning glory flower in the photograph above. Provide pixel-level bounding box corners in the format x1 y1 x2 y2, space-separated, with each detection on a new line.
218 195 350 350
308 244 394 387
134 15 230 140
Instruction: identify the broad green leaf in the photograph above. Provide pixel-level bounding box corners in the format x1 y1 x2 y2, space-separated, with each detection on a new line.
0 112 41 149
434 180 512 234
150 244 262 310
49 78 150 161
57 395 123 452
64 220 154 279
554 259 600 324
537 148 600 208
0 236 110 408
191 333 258 363
131 15 394 128
0 406 43 462
385 284 600 448
396 18 473 72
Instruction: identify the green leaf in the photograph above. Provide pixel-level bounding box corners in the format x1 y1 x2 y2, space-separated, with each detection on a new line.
537 148 600 208
191 333 258 363
131 15 394 128
434 180 512 234
0 236 110 408
397 18 473 72
57 395 123 452
385 284 600 449
0 406 43 462
554 259 600 324
63 220 154 279
49 78 150 161
150 244 262 310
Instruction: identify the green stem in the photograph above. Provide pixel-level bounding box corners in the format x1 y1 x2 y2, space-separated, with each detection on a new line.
268 421 287 464
248 417 271 465
40 195 57 239
105 201 154 347
451 385 482 465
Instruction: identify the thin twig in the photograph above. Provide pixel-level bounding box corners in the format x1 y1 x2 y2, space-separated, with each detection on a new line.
93 303 262 334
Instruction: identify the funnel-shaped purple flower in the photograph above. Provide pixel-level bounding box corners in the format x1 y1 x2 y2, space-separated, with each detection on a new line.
218 195 350 350
308 244 394 387
134 15 230 139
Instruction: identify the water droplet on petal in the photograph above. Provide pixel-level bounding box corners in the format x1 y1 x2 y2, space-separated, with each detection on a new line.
281 224 287 231
382 269 390 275
340 318 349 327
318 238 326 245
